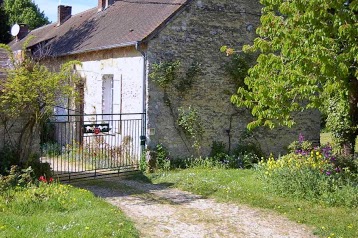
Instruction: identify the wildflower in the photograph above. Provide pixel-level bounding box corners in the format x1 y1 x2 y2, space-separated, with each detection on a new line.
39 176 47 183
298 133 305 143
85 226 90 230
326 171 331 176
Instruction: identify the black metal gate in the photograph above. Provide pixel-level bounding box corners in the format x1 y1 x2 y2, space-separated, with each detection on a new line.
40 113 145 181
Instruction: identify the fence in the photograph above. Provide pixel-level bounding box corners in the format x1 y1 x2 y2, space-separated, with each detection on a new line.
40 113 145 181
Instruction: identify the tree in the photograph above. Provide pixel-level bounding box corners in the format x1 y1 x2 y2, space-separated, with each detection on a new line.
229 0 358 153
0 40 81 163
3 0 49 30
0 3 11 43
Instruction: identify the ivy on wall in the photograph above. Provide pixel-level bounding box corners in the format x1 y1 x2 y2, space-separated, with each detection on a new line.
149 60 202 154
178 106 203 153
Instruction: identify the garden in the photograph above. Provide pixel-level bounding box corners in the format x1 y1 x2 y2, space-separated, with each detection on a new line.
1 0 357 237
142 134 358 238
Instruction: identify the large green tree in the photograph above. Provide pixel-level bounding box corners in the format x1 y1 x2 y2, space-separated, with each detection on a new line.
230 0 357 153
0 1 11 43
3 0 49 30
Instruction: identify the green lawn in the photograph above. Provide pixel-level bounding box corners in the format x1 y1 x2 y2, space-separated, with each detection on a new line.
147 169 358 238
0 183 139 238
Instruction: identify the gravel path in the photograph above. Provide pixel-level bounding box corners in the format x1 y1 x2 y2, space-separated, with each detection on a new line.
76 177 316 238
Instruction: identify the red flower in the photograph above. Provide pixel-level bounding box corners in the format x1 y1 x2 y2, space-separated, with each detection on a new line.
39 176 47 183
48 177 54 183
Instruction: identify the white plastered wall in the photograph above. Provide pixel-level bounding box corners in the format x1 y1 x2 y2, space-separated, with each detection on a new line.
76 52 144 116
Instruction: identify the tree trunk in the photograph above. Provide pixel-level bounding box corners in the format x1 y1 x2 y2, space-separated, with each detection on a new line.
18 117 36 164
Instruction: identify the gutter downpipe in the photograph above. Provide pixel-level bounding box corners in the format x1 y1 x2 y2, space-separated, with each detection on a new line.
135 41 147 152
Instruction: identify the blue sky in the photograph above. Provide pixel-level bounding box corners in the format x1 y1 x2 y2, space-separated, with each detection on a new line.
33 0 97 23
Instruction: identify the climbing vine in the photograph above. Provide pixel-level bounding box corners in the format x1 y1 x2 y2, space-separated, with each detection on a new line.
225 53 250 90
149 60 202 154
149 60 181 89
149 60 201 93
178 106 203 154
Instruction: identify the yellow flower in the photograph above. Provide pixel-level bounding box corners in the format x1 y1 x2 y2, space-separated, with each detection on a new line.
85 226 90 230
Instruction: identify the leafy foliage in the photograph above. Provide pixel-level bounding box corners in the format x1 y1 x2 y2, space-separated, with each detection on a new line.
149 60 181 89
178 106 204 152
225 53 250 90
140 144 171 172
259 136 358 207
149 60 201 92
0 42 81 163
230 0 358 152
0 4 11 44
0 165 34 191
3 0 49 30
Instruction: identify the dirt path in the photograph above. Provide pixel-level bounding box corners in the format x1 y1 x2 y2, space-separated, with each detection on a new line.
76 177 316 238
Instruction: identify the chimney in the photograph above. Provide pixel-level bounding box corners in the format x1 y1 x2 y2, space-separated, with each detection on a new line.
57 5 72 26
17 24 29 41
98 0 115 12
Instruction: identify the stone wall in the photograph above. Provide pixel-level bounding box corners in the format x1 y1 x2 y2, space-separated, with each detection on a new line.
146 0 320 157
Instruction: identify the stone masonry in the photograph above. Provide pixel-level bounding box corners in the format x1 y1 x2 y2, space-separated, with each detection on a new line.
146 0 320 157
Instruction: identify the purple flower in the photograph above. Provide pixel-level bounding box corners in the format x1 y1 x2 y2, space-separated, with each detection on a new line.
298 133 305 143
326 171 331 176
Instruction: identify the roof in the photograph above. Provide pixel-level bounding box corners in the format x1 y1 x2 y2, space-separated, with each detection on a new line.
10 0 189 57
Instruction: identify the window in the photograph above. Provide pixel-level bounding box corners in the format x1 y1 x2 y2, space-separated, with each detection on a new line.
102 74 113 121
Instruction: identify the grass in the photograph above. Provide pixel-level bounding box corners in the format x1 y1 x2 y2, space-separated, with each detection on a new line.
0 182 139 238
147 168 358 238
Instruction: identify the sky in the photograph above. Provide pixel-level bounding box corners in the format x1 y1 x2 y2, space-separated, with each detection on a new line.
33 0 97 23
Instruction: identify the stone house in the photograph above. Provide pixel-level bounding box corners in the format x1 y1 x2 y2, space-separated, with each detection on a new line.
9 0 320 159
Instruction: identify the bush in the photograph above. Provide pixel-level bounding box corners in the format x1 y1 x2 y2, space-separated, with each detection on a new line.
0 166 35 191
0 146 18 175
206 141 261 169
141 144 171 173
259 136 358 207
0 146 52 179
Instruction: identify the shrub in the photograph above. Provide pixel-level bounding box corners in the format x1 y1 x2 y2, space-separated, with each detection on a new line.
207 141 261 169
0 166 34 191
259 135 358 207
0 146 18 175
0 145 52 178
141 144 171 173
